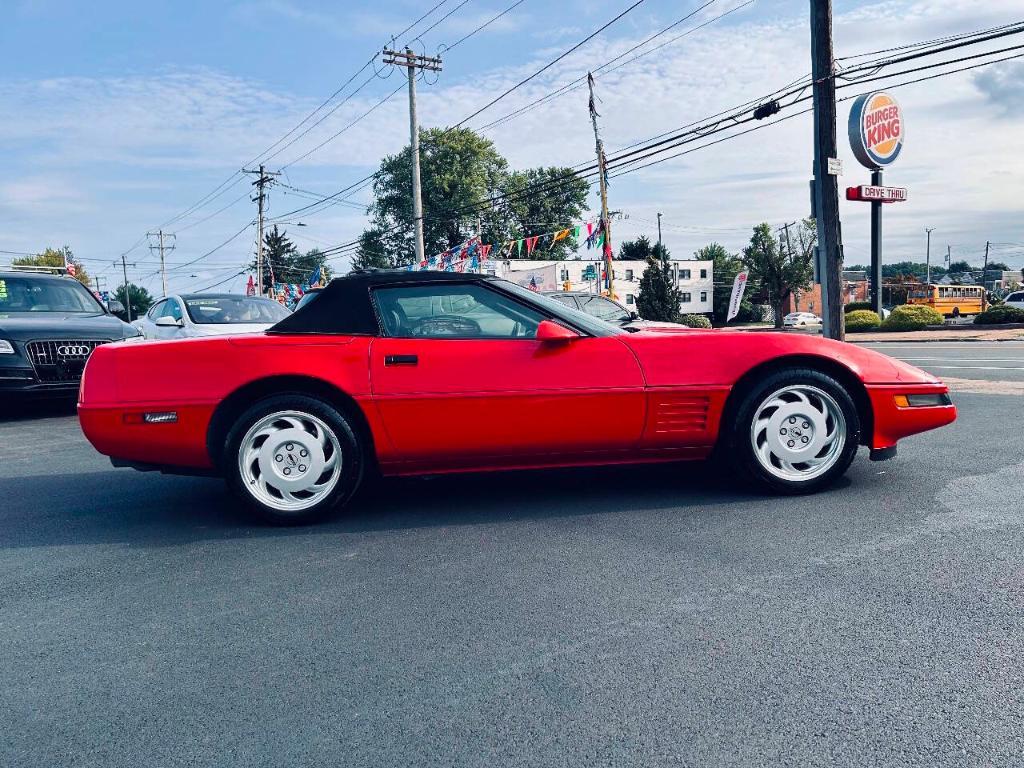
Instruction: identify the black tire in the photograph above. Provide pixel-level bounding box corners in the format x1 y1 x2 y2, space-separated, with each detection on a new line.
727 368 861 495
223 394 364 525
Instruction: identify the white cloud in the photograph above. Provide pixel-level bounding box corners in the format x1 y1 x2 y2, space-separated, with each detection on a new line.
1 0 1023 283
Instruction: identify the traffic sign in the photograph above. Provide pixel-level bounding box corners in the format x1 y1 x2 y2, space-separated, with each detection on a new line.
845 185 907 203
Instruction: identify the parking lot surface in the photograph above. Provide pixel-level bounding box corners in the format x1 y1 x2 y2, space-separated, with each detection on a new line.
2 341 1022 767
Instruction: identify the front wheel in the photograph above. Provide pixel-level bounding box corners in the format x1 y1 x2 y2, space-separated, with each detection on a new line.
730 369 861 494
224 395 364 525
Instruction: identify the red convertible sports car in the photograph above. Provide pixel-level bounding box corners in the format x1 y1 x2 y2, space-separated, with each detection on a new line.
79 270 956 524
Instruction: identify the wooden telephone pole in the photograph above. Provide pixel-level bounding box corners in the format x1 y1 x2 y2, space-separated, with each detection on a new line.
383 48 442 266
588 72 613 299
243 164 280 295
809 0 844 340
147 229 176 297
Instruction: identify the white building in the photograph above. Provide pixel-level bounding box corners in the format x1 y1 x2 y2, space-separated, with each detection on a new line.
500 258 714 315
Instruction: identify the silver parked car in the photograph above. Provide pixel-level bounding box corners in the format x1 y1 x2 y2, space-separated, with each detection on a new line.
540 291 689 331
1004 291 1024 310
133 293 291 340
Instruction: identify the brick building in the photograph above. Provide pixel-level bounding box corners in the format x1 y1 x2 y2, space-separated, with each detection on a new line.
784 270 869 314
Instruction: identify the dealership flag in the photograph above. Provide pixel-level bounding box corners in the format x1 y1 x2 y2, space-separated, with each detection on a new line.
726 271 748 322
245 275 255 296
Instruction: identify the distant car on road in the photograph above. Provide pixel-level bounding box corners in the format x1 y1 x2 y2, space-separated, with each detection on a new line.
541 290 688 331
133 293 291 340
1003 291 1024 310
784 312 823 328
0 269 142 397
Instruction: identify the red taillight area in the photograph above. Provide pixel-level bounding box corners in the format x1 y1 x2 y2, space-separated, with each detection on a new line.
867 384 957 450
79 404 216 469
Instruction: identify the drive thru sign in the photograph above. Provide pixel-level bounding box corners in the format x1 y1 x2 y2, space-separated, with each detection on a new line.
846 185 907 203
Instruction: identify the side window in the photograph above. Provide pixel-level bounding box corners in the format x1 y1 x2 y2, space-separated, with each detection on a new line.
167 299 183 321
148 300 167 319
625 269 634 281
550 294 579 310
680 269 691 280
626 294 635 305
579 296 629 324
373 283 546 339
700 268 708 279
700 291 708 302
681 292 692 303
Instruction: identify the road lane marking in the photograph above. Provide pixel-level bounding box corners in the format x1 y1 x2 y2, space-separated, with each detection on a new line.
914 365 1024 371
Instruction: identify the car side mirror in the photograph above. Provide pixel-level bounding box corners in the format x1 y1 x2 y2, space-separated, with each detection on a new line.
155 316 183 327
107 299 126 315
536 319 579 342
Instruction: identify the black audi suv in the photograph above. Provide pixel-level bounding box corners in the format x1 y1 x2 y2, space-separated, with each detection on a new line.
0 270 142 398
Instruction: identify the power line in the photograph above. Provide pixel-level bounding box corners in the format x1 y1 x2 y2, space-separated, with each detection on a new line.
454 0 649 127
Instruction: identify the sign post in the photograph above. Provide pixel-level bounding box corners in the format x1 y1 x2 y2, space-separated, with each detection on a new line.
848 91 905 316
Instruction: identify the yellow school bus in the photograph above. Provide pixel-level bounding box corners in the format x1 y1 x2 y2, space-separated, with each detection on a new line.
907 284 985 317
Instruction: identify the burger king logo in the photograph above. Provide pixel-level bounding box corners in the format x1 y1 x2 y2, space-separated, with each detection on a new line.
848 91 904 169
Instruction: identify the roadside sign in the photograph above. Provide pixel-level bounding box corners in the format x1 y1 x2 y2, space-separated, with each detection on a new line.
848 91 904 169
827 157 843 176
845 185 908 203
726 271 748 322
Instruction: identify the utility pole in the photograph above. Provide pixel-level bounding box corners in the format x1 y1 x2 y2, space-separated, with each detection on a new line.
383 48 442 266
588 72 614 300
925 227 934 286
946 244 951 271
147 229 176 297
809 0 844 340
120 253 132 322
657 212 664 267
982 240 990 310
243 164 280 295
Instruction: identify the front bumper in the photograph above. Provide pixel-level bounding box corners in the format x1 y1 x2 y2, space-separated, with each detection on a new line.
0 367 79 395
865 383 957 451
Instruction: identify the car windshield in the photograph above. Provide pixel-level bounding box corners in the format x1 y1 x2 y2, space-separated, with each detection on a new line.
0 275 104 314
497 280 626 337
183 296 291 325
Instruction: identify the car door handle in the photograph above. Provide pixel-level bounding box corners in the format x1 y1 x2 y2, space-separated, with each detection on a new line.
384 354 418 367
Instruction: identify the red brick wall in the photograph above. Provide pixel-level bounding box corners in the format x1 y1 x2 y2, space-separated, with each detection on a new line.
783 281 868 314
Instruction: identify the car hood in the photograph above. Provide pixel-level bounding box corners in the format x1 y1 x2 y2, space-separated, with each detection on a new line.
0 313 133 341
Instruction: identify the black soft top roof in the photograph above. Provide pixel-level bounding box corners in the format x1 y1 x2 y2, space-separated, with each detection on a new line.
268 269 500 335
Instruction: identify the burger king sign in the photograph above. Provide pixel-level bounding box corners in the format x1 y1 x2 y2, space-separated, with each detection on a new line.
848 91 904 169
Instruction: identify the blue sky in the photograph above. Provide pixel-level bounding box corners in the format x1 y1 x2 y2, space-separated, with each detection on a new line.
1 0 1022 295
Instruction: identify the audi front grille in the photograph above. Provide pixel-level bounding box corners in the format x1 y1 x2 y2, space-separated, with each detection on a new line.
25 339 109 383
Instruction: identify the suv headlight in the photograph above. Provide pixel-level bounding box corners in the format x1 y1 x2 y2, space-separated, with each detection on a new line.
0 340 15 354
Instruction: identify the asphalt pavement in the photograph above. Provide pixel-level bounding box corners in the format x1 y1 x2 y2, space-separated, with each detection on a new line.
2 342 1023 767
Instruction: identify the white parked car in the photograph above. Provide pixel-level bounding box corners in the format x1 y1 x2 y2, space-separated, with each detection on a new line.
1004 291 1024 310
133 293 291 340
783 312 822 328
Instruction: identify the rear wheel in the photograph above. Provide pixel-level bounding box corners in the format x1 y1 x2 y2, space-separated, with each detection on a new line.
224 395 363 525
730 369 860 494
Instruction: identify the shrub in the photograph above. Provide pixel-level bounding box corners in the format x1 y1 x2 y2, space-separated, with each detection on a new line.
880 304 945 331
845 309 881 332
679 313 712 329
973 305 1024 325
844 301 873 314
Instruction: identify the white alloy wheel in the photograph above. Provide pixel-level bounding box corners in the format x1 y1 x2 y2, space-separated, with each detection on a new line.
749 384 847 482
237 410 342 512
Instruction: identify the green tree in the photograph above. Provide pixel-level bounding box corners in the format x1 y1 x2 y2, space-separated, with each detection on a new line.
742 222 813 329
499 167 588 260
13 246 90 286
113 282 154 320
947 260 978 274
354 128 588 269
636 257 682 322
249 227 328 288
984 262 1011 272
617 235 669 263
